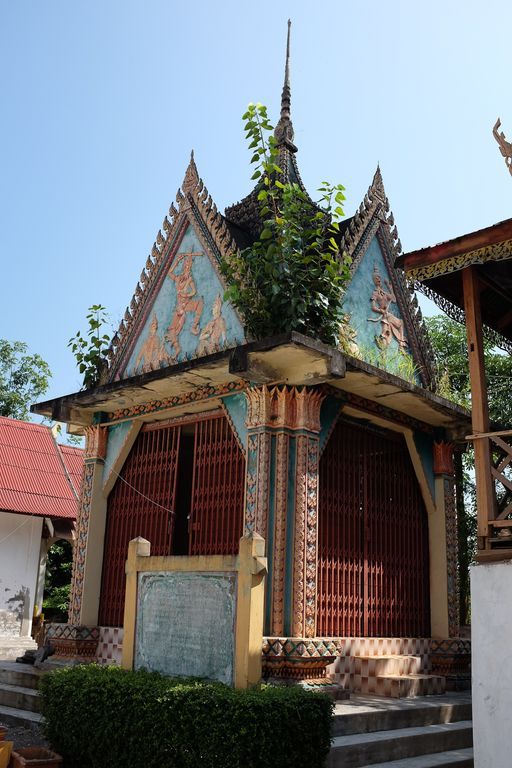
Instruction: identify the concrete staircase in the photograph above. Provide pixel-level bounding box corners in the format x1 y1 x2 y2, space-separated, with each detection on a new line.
0 636 37 662
0 662 43 729
328 693 473 767
352 655 445 698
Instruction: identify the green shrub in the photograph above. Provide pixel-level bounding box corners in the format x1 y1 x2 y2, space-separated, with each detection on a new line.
39 665 333 768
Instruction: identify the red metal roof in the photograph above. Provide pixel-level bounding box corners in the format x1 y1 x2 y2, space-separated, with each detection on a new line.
0 417 83 519
59 444 84 497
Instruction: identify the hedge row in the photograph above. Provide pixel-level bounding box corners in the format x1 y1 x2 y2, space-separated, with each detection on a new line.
39 665 333 768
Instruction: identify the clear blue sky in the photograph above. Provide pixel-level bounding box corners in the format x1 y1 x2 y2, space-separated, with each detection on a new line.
1 0 511 404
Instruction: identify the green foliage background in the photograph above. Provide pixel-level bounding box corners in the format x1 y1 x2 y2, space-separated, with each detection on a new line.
426 314 512 623
0 339 51 419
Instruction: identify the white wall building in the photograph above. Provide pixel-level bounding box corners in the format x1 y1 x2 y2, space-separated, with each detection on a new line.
0 417 81 639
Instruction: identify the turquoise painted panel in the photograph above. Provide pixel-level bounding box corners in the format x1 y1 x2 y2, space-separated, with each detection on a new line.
104 421 133 483
342 237 418 381
222 393 247 449
125 225 245 377
413 431 435 501
319 396 342 454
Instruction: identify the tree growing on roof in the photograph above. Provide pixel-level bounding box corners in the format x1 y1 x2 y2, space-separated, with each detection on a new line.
68 304 111 389
0 339 51 419
221 102 351 347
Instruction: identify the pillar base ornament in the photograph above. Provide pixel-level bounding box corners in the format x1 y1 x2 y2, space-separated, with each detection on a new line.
262 637 343 681
44 624 99 665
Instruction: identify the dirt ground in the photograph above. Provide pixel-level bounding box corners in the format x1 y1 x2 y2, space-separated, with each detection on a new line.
1 722 49 750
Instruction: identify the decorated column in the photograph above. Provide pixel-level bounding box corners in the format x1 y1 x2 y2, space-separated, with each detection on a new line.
244 385 324 638
68 425 108 627
433 440 459 637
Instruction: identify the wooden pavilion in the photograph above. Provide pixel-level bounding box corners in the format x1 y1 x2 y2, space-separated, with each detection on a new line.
397 210 512 759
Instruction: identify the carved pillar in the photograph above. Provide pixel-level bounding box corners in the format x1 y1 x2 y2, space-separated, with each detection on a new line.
68 425 107 627
433 440 459 637
244 386 324 638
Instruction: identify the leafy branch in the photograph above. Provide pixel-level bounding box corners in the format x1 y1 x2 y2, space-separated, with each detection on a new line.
68 305 111 389
221 103 351 346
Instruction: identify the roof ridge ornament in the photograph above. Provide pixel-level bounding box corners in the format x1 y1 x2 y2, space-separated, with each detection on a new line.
274 19 297 152
493 118 512 176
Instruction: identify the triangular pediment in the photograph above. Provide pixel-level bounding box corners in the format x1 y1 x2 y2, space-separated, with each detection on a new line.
104 155 246 382
340 168 437 388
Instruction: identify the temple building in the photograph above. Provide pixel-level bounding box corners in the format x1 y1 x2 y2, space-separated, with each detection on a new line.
33 30 471 693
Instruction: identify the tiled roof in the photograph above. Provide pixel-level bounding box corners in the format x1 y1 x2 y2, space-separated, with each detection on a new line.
0 416 82 519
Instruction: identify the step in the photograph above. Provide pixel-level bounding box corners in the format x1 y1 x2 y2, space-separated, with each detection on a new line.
354 656 423 677
0 662 41 690
333 696 472 736
0 683 41 713
354 674 446 698
0 639 37 662
361 748 474 768
360 748 473 767
378 675 446 699
327 720 473 768
0 703 43 729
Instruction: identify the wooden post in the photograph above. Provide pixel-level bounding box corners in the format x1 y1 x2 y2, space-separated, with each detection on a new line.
462 266 495 549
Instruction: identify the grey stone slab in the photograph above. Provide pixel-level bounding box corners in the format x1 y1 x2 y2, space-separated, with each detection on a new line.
328 721 473 768
0 704 43 728
332 695 472 737
135 570 237 685
362 748 473 767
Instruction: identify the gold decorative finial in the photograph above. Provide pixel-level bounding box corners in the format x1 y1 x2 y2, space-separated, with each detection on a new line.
493 118 512 176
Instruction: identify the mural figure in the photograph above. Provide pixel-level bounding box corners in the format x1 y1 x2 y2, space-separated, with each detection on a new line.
338 313 360 356
196 295 227 357
368 265 408 350
134 314 165 373
493 118 512 176
165 252 204 359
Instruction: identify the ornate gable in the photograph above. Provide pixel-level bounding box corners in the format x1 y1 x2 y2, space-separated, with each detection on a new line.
103 155 245 383
340 168 437 389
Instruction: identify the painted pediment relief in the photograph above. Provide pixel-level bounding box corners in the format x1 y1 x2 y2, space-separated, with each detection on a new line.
342 236 418 382
123 225 245 378
337 167 437 389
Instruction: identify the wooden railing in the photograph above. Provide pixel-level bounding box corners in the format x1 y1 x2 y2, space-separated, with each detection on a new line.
469 429 512 560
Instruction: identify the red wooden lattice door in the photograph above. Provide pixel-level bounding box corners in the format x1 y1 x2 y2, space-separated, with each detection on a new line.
98 414 245 627
189 417 247 555
317 419 430 637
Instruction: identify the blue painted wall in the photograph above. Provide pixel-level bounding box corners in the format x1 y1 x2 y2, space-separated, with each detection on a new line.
319 396 342 454
104 421 133 482
413 431 435 501
221 393 247 448
125 225 245 377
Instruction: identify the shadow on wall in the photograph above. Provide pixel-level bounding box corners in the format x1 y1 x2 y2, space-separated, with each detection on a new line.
6 586 30 623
